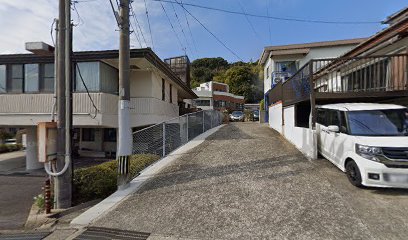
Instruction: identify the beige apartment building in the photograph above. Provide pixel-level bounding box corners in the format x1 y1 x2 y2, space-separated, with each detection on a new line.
0 48 196 169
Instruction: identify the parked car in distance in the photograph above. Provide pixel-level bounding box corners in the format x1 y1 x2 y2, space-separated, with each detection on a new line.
316 103 408 188
4 138 17 145
252 110 259 121
229 111 244 122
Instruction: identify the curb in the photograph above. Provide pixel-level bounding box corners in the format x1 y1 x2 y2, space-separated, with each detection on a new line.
70 124 225 227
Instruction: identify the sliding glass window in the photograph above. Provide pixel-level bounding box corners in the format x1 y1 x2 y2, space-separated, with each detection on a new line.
8 65 23 93
24 64 39 92
41 63 55 92
0 65 6 93
75 62 99 92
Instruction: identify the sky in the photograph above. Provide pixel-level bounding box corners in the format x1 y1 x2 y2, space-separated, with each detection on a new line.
0 0 406 63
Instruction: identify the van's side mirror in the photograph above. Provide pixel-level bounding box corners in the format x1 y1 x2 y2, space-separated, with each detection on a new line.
327 125 340 133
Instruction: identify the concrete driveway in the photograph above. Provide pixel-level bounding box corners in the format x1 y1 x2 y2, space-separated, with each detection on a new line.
94 123 408 239
0 151 45 230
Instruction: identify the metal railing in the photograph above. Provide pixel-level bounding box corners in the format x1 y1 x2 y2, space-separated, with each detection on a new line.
132 110 223 157
268 54 408 106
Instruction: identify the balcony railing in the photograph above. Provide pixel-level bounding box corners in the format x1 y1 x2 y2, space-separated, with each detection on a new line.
268 54 408 106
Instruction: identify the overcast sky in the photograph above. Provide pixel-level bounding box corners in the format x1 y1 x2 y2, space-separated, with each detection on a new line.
0 0 406 62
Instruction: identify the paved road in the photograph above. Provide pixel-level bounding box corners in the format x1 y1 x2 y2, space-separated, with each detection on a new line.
94 123 408 239
0 151 25 173
0 175 44 230
0 151 45 230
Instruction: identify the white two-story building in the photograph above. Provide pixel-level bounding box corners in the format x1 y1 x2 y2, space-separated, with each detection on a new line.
259 38 366 123
0 48 197 169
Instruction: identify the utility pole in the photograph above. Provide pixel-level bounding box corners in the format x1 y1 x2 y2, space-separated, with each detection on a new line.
63 0 73 207
55 0 72 208
55 0 66 208
117 0 132 188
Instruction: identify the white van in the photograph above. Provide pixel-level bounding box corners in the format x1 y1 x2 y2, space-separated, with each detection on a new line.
316 103 408 188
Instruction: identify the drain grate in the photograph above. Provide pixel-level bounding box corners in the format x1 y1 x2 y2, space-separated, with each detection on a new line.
75 227 150 240
0 231 50 240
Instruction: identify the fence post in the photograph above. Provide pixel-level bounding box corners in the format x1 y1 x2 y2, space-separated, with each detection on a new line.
210 111 213 129
162 122 166 157
202 111 205 133
186 114 189 142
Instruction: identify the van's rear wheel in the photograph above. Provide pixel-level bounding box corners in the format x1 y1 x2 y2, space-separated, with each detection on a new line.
346 160 363 187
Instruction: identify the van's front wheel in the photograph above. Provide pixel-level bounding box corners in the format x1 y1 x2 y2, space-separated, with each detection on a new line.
346 160 363 187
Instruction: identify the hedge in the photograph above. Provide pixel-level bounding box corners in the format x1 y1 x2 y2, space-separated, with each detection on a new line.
72 154 160 205
0 144 23 154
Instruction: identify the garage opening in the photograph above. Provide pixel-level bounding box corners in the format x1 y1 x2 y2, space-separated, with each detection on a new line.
295 101 311 128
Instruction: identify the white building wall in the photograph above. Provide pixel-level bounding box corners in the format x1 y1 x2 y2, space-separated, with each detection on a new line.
268 103 282 133
264 57 272 93
299 45 358 67
172 85 178 103
26 127 42 170
281 106 317 159
130 71 152 97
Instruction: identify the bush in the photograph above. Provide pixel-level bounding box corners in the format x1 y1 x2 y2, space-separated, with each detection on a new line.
0 130 12 141
0 143 22 153
72 154 160 205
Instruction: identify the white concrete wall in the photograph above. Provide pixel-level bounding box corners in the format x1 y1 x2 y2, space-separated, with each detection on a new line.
264 57 272 93
130 71 152 98
282 106 317 159
26 127 42 170
299 45 358 67
268 102 283 133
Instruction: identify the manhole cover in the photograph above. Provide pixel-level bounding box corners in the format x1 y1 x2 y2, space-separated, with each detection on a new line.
75 227 150 240
0 231 50 240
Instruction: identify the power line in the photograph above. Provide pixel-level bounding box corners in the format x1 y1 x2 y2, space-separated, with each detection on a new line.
143 0 155 49
170 2 193 57
130 3 148 47
129 19 143 48
76 63 99 119
71 1 85 26
160 2 186 54
178 0 198 56
237 0 263 44
266 0 272 44
108 0 121 27
175 1 243 61
153 0 382 25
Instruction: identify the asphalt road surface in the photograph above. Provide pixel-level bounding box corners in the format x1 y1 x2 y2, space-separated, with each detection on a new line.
94 123 408 240
0 175 44 230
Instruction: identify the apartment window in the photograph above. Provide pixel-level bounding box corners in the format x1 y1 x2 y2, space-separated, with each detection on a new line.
75 62 99 92
194 99 211 106
24 64 39 92
8 64 24 93
161 78 165 101
41 63 55 92
0 65 6 93
266 66 270 78
169 84 172 103
103 128 116 142
82 128 95 141
276 61 298 73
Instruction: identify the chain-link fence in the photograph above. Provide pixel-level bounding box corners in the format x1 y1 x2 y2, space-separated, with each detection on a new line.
132 110 223 157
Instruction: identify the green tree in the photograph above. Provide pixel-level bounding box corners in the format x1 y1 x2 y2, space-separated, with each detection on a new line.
223 66 255 102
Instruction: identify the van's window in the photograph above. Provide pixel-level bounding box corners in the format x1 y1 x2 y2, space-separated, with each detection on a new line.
327 110 340 126
317 108 327 126
348 109 408 136
339 111 348 133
